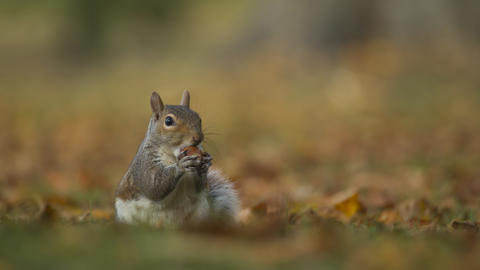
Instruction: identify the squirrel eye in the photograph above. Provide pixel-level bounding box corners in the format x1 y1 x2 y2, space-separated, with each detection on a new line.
165 116 174 126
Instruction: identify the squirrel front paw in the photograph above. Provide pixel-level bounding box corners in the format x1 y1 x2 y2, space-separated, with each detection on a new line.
177 150 213 174
179 155 202 173
199 152 213 175
178 152 211 192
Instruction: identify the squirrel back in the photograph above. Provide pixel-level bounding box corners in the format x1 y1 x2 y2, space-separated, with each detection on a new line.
115 90 239 227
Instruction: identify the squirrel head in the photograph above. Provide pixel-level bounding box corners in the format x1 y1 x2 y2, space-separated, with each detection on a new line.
148 90 204 157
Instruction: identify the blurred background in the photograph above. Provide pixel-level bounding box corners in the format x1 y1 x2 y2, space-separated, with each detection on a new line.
1 0 480 220
2 1 480 269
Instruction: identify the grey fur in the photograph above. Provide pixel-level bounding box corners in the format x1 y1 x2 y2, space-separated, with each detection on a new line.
207 169 240 224
115 92 239 227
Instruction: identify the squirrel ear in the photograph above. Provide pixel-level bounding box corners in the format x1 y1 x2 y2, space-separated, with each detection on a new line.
150 92 164 120
180 89 190 108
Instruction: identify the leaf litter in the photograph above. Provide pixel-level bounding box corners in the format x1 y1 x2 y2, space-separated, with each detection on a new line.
1 39 480 269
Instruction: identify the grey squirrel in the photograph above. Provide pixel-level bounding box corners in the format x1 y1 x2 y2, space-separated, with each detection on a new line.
115 90 239 227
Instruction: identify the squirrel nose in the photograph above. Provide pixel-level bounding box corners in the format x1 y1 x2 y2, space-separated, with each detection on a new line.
192 133 204 146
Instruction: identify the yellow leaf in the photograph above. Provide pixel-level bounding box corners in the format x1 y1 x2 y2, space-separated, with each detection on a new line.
334 192 363 217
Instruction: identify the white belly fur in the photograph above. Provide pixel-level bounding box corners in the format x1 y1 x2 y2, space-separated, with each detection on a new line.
115 172 210 227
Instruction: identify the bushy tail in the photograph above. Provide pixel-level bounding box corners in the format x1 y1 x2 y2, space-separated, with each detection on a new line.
207 168 240 224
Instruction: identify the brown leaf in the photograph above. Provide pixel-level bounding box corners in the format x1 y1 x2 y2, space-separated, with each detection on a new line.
377 209 403 225
451 221 480 233
289 209 325 227
397 198 436 222
44 195 79 208
8 199 42 221
251 201 268 216
242 216 287 239
237 201 268 226
91 209 114 221
38 204 61 223
331 190 364 218
77 209 114 223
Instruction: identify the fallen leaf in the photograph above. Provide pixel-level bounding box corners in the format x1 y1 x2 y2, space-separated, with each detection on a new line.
91 209 114 220
237 208 253 226
377 209 403 225
331 190 364 218
451 221 480 233
251 201 268 216
8 199 42 221
237 199 287 226
38 204 61 223
76 208 114 223
396 198 436 222
237 201 268 226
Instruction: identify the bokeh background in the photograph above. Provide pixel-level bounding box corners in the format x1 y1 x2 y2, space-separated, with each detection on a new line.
1 1 480 269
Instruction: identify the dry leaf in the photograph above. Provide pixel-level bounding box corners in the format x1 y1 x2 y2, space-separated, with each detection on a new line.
237 201 269 225
38 204 61 223
331 190 364 218
8 199 42 221
91 209 114 220
77 209 114 222
251 201 268 216
451 221 480 233
396 198 437 222
377 209 403 225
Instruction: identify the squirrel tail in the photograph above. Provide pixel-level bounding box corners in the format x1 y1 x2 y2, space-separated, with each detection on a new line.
207 168 240 224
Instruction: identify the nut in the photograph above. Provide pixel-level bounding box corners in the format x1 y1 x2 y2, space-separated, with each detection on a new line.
178 146 203 160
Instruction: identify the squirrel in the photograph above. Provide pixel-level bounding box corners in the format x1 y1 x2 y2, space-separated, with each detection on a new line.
115 90 239 227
